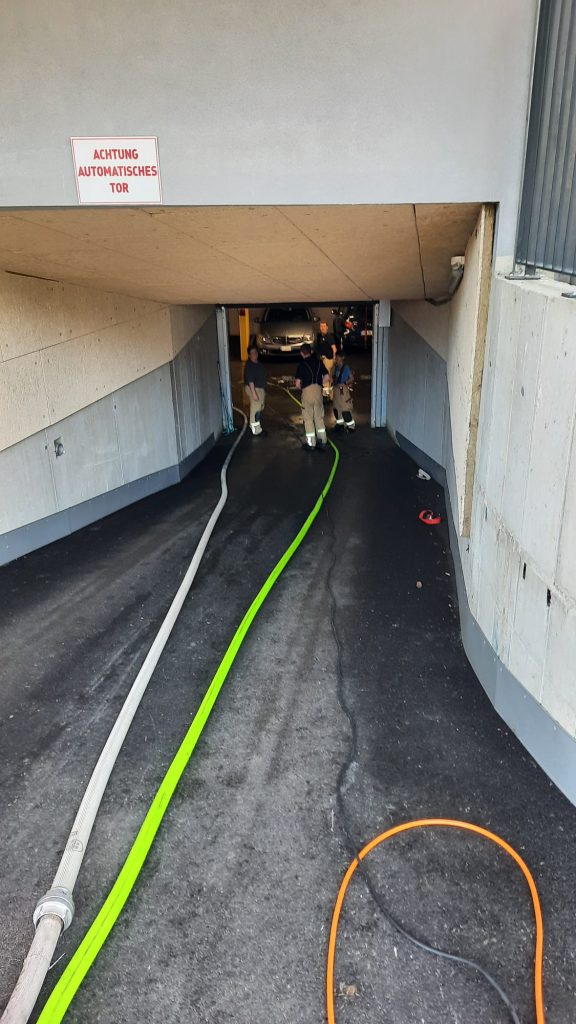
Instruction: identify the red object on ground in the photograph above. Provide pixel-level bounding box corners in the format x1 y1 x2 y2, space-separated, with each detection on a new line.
419 509 442 525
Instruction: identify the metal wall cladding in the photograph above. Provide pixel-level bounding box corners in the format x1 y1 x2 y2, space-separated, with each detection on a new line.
171 311 221 462
387 314 448 468
516 0 576 275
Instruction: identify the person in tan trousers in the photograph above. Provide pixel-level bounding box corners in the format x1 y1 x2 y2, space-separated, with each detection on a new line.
294 343 329 450
244 346 267 436
332 352 355 431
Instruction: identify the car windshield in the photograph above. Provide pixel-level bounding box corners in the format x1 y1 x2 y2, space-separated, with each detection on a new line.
264 307 311 323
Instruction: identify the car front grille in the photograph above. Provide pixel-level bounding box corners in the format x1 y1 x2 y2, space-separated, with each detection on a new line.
271 335 308 344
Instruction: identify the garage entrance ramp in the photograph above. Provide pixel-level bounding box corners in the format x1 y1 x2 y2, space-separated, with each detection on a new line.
1 375 575 1023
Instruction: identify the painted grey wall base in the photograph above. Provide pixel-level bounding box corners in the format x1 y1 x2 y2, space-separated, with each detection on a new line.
0 434 215 567
392 381 576 808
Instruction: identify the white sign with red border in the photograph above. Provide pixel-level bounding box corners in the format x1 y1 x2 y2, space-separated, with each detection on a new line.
70 136 162 204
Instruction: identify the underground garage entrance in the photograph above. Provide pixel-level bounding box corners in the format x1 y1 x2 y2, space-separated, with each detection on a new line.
1 204 575 1024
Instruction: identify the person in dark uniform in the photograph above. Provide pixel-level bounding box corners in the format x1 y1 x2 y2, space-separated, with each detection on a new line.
331 308 346 350
243 345 267 435
317 320 337 396
294 343 329 449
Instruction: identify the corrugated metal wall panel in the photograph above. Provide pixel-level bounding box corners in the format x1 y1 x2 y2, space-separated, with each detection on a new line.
387 313 448 469
516 0 576 275
170 311 220 461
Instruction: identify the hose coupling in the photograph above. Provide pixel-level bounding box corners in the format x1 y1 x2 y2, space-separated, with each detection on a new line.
33 886 75 931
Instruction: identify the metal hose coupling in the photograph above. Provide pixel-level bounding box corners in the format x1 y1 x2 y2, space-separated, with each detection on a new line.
33 887 75 932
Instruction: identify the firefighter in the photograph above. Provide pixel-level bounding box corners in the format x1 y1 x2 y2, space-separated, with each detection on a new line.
294 343 330 449
332 352 355 431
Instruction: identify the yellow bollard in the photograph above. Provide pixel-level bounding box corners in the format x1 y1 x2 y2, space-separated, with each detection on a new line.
239 307 251 361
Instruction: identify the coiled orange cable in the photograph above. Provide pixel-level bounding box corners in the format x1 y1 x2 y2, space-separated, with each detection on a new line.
327 819 545 1024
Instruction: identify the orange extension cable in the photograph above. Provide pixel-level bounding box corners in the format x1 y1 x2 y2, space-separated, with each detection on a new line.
327 819 545 1024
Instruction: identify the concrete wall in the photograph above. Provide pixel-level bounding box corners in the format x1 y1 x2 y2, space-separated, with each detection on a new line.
0 310 223 564
395 207 494 535
0 269 214 452
388 273 576 801
469 276 576 736
0 1 537 256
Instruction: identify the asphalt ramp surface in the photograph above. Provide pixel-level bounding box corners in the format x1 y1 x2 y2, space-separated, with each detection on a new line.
0 372 575 1024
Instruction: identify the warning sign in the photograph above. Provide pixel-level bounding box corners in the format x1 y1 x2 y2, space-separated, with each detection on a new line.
70 137 162 205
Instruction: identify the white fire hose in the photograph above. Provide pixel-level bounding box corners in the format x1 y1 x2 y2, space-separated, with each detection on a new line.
1 410 247 1024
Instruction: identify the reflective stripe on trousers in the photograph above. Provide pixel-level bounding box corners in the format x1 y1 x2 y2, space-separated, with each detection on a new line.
333 383 354 428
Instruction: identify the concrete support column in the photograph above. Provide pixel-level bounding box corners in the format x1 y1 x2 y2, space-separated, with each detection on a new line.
216 305 233 432
371 300 390 428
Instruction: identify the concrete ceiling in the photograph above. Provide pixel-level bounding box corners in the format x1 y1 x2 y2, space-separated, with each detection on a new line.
0 203 482 304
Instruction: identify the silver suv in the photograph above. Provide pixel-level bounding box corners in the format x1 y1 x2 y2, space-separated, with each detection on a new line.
254 306 317 356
